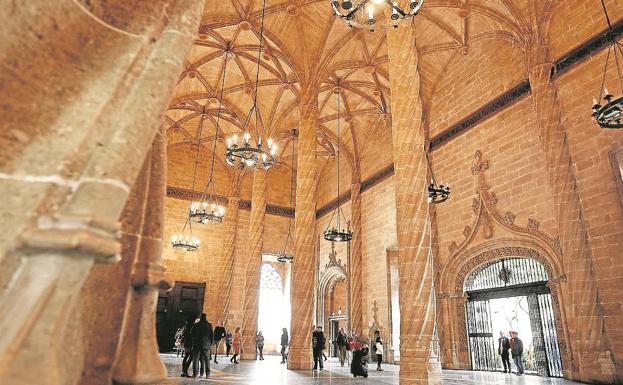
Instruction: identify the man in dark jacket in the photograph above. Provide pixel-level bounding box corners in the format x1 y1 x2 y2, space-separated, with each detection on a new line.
180 315 196 377
213 320 226 364
510 331 524 375
280 328 289 364
498 331 511 373
312 326 326 371
336 328 347 367
191 313 213 377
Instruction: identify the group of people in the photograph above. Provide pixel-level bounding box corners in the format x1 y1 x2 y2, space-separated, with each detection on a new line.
175 314 243 378
497 330 525 376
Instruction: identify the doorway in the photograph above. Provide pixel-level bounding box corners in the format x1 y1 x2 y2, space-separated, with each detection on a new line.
465 258 563 377
156 281 205 352
258 262 291 354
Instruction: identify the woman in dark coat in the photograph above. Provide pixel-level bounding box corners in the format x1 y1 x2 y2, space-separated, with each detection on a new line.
180 315 196 377
350 344 369 378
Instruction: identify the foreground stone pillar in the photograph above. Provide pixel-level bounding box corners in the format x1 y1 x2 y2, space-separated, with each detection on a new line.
241 170 267 359
387 24 443 385
349 181 364 335
0 2 202 385
527 42 615 382
288 89 319 370
112 129 169 385
216 194 241 325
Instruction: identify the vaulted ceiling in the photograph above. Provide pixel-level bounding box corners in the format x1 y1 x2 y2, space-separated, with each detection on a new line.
164 0 614 199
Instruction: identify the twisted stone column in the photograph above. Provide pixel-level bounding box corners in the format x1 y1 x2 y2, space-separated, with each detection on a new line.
0 2 202 385
241 170 266 359
216 195 241 326
288 92 318 370
349 182 364 335
387 24 442 385
112 128 169 385
528 44 614 382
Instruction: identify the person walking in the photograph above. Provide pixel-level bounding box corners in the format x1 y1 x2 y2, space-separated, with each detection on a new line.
280 328 289 364
374 332 384 371
213 320 226 364
336 328 347 367
225 329 233 357
180 315 195 377
230 326 242 364
498 331 511 374
510 331 524 376
256 331 265 360
312 325 326 371
191 313 213 378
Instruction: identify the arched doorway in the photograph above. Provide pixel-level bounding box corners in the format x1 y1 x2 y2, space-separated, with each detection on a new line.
464 257 563 377
258 263 290 353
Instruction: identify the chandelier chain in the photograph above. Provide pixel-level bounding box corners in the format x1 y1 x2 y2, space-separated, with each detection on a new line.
336 89 341 230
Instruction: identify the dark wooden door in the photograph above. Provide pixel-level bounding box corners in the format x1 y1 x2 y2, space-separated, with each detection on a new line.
156 281 205 352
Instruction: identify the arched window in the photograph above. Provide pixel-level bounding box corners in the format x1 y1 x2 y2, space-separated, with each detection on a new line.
464 258 548 292
260 264 282 290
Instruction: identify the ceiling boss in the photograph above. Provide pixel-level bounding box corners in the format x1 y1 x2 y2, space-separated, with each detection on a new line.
331 0 424 30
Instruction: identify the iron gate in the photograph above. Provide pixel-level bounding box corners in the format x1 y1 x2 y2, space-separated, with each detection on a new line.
465 258 563 377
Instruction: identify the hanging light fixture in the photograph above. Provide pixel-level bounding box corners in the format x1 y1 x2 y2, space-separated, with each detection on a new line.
191 43 233 224
591 0 623 129
324 84 353 242
331 0 424 31
424 144 450 204
225 0 278 169
171 216 200 251
277 129 297 263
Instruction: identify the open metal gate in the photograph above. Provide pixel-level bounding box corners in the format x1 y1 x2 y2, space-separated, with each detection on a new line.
465 258 563 378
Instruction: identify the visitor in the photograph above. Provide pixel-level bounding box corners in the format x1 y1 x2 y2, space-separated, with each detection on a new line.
225 329 233 357
191 313 213 378
312 325 326 371
350 342 369 378
256 331 265 360
510 331 524 376
374 331 384 371
180 315 195 377
336 328 347 367
174 326 184 357
280 328 289 364
498 331 511 374
230 326 242 364
213 320 226 364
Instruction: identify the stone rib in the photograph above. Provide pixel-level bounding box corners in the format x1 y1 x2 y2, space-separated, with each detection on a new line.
387 24 442 385
241 171 266 359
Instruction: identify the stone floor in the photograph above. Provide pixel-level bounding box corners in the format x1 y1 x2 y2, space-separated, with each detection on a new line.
158 353 582 385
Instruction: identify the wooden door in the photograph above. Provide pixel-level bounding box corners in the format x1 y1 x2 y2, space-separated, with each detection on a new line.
156 281 206 352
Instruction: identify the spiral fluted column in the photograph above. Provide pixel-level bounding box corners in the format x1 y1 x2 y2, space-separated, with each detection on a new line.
241 170 267 360
387 24 442 385
349 182 364 335
528 42 614 382
288 91 318 370
216 195 241 326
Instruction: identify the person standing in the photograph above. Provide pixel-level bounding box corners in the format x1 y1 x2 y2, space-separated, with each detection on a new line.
312 326 326 371
191 313 213 378
498 331 511 373
374 332 384 371
280 328 289 364
225 329 233 357
180 315 195 377
213 320 226 364
510 331 524 376
336 328 347 367
256 331 265 360
230 326 242 364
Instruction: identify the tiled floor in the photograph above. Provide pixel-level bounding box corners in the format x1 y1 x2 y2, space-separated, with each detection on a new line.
158 354 582 385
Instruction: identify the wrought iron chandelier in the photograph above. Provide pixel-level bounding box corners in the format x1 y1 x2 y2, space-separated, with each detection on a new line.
171 218 200 252
425 144 450 204
324 85 353 242
591 0 623 129
191 45 233 224
225 0 278 169
331 0 424 31
277 130 296 263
